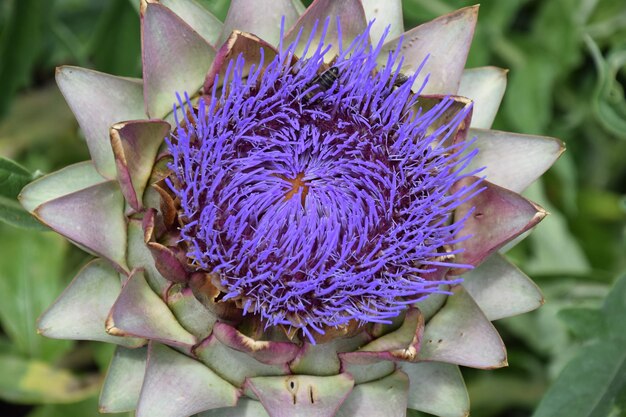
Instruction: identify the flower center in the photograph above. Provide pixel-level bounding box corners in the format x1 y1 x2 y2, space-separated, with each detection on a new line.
281 172 309 204
167 23 479 342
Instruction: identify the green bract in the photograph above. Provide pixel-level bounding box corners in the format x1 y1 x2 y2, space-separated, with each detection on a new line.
19 1 564 416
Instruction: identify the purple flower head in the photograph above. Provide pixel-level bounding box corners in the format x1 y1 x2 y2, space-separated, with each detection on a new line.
167 19 484 343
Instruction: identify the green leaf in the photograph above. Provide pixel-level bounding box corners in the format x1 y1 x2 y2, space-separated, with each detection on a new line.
0 353 100 404
522 180 591 275
468 372 547 417
0 156 33 199
603 274 626 342
126 0 139 13
0 224 71 361
0 335 15 355
504 54 557 135
501 279 608 358
0 194 47 230
532 0 581 71
0 0 52 117
195 0 231 21
578 188 626 222
88 0 141 77
0 157 47 229
612 385 626 417
584 37 626 140
532 274 626 417
0 85 82 164
532 340 626 417
557 307 605 341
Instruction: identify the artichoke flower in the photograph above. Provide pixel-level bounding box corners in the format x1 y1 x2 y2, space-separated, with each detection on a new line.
19 0 564 416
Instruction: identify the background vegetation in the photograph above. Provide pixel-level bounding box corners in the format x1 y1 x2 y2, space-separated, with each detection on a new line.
0 0 625 416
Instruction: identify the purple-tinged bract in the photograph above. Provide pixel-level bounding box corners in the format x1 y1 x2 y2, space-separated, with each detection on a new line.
167 21 484 341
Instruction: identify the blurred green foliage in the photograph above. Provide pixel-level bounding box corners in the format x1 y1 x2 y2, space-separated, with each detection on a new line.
0 0 624 416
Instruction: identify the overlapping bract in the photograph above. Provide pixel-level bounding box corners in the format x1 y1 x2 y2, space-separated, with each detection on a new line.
19 1 564 416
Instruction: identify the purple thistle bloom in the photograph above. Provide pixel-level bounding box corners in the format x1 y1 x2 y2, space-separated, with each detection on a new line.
167 19 484 342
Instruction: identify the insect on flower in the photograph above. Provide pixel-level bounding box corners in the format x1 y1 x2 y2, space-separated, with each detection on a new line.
312 65 341 91
303 65 340 102
392 72 410 88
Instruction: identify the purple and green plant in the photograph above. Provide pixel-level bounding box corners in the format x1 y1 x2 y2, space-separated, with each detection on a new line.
17 1 565 416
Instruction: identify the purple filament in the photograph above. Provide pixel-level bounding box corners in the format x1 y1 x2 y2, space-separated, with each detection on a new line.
167 20 484 342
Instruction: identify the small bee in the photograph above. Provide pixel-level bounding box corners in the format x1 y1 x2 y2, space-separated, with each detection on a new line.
378 65 411 90
303 66 340 102
313 66 340 90
392 72 411 88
